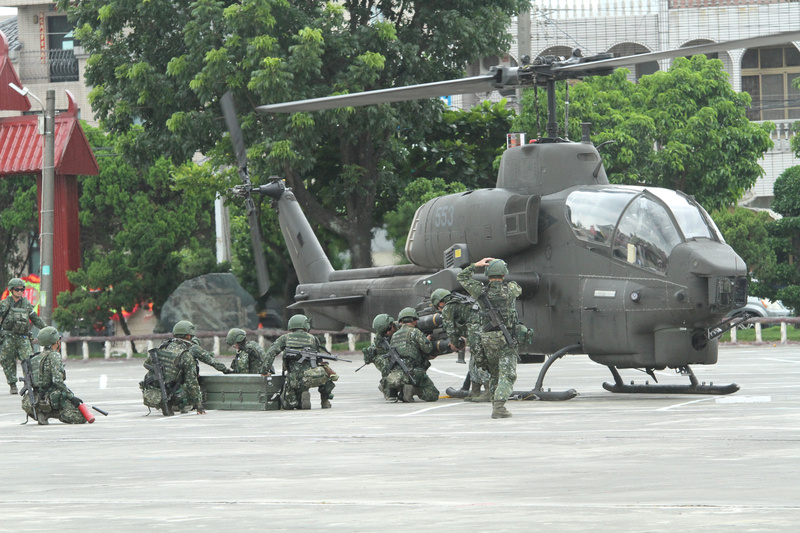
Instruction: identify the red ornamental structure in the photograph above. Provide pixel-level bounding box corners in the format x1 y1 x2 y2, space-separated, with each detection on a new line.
0 31 99 308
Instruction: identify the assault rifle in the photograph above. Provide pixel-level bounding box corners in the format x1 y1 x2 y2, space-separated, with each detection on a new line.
144 348 174 416
477 293 517 348
283 347 352 368
379 337 416 385
18 354 37 423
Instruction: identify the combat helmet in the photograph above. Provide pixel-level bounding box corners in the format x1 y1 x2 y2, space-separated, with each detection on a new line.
38 326 60 346
430 289 451 307
173 320 196 337
486 259 509 278
397 307 419 323
372 314 395 334
288 314 311 331
7 278 25 290
226 328 247 346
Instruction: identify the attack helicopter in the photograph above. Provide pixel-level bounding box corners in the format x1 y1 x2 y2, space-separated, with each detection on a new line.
223 31 800 400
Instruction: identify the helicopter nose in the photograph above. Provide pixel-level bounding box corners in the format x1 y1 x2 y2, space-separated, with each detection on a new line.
684 241 747 278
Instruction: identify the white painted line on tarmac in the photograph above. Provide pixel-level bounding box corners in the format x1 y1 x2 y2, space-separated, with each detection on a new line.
99 374 108 389
716 396 772 404
427 367 463 379
397 401 469 417
762 358 800 364
657 398 714 411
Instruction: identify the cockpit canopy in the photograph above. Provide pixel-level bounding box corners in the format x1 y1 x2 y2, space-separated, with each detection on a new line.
566 186 722 274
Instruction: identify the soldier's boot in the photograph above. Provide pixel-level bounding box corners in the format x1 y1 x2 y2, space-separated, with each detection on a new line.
10 383 18 395
36 412 49 425
491 401 512 419
463 382 482 402
180 405 192 414
301 391 312 410
474 385 492 403
401 384 416 403
321 397 332 409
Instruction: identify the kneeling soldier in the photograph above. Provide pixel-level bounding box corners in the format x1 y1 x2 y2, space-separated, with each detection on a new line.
227 328 271 374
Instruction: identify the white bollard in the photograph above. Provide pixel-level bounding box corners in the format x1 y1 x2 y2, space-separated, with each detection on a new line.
730 326 737 343
82 341 90 361
755 322 762 343
325 333 333 352
213 336 221 356
60 341 67 361
104 341 111 360
781 322 788 344
348 333 356 352
125 340 133 359
147 339 154 352
258 335 266 349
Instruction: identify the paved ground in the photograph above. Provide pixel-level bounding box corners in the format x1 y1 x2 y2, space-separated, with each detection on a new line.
1 343 799 532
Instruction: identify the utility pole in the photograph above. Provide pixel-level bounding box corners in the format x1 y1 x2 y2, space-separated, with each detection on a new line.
40 90 55 324
8 84 55 324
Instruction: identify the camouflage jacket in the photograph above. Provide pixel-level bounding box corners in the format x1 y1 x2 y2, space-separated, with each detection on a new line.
188 340 228 373
390 323 433 369
440 298 472 342
143 338 202 406
30 348 70 397
231 340 267 374
264 330 321 373
458 263 522 331
0 295 46 336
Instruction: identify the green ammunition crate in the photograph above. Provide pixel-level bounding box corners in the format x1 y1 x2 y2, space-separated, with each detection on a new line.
199 374 284 411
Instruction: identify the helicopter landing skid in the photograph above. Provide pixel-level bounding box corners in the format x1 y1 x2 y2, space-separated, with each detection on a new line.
510 343 582 401
602 365 739 395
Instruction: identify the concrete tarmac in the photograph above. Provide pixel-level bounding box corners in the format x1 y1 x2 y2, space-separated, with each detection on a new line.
1 343 799 532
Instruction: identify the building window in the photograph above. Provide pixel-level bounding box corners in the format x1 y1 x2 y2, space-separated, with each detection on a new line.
741 45 800 121
47 16 79 82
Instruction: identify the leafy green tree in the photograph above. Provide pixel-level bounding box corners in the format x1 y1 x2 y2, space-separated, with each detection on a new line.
62 0 528 270
53 126 224 343
711 207 776 285
513 57 773 211
757 166 800 312
0 176 38 287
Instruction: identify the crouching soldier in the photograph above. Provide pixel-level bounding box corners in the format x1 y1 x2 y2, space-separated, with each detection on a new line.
389 307 438 402
265 314 337 410
140 329 206 415
362 314 399 400
226 328 271 374
21 327 90 425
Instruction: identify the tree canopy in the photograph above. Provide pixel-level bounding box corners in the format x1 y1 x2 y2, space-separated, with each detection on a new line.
512 56 774 212
61 0 528 270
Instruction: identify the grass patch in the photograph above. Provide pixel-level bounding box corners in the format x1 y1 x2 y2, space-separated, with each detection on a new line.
721 325 800 343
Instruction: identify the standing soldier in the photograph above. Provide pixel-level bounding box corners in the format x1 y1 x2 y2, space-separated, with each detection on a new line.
226 328 271 374
430 289 491 402
172 320 231 374
264 314 336 410
1 278 46 394
458 258 522 419
21 327 90 424
140 325 206 415
362 313 399 400
390 307 438 402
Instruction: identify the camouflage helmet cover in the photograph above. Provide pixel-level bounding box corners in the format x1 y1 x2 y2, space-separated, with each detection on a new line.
372 314 395 334
173 320 196 337
486 259 509 277
226 328 247 346
288 314 311 331
397 307 419 322
38 326 60 346
8 277 25 289
430 289 451 307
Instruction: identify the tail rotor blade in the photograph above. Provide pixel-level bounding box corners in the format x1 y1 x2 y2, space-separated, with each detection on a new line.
221 92 250 175
248 201 270 296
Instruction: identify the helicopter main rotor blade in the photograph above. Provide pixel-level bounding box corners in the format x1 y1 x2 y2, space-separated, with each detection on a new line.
256 74 497 113
220 91 271 296
556 30 800 72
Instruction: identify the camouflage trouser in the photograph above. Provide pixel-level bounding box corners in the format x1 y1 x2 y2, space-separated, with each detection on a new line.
481 331 518 402
1 334 33 385
384 366 439 402
467 328 491 386
22 391 86 424
282 365 335 409
142 386 189 413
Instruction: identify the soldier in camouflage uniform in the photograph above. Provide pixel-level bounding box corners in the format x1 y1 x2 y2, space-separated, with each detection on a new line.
458 258 522 419
140 323 206 414
170 320 231 375
389 307 438 402
265 314 336 409
431 289 491 402
362 314 399 400
226 328 271 374
21 327 87 424
1 278 47 394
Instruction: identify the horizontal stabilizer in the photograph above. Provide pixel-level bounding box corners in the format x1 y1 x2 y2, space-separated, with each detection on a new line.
287 295 365 309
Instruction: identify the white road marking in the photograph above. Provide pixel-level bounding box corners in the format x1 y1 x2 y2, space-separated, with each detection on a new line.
397 401 469 417
99 374 108 389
